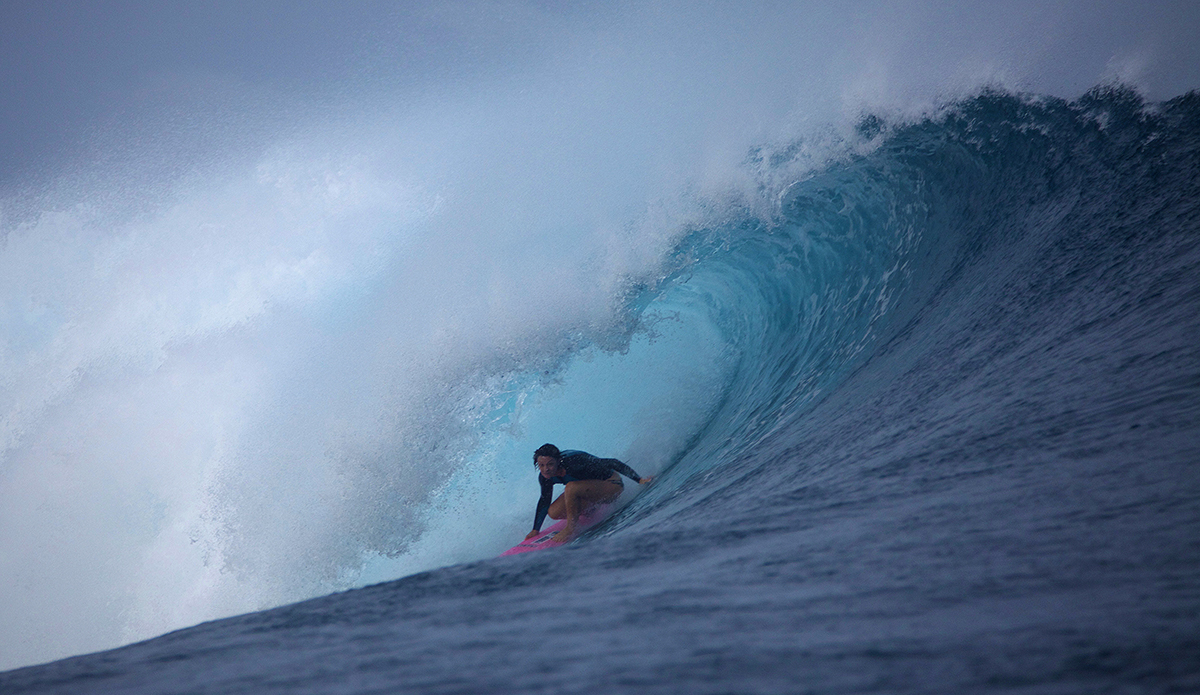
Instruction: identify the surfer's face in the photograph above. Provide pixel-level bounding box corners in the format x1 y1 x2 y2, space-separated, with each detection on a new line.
536 456 563 477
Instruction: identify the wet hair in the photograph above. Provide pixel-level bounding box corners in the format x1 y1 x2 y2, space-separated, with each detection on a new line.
533 443 561 464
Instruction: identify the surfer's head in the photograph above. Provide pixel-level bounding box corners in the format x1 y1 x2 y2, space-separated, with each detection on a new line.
534 443 563 476
534 443 561 461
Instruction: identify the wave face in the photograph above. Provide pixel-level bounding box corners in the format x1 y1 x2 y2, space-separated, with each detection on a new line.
4 86 1198 692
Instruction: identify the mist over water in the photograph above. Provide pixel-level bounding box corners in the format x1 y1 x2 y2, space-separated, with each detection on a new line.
2 1 1198 672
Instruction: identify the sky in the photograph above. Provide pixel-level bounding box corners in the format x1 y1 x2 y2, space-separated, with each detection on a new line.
2 1 1199 188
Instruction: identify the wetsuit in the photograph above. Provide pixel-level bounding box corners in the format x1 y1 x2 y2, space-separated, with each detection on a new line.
532 450 643 532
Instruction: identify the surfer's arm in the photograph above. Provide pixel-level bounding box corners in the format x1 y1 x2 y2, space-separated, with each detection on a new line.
601 458 652 484
531 476 554 534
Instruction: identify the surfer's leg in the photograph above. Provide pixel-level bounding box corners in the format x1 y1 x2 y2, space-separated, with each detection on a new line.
549 475 622 543
547 494 567 520
547 473 622 521
561 475 623 521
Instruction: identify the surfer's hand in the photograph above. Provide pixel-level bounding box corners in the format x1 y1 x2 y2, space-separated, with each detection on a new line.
525 530 540 540
638 476 653 485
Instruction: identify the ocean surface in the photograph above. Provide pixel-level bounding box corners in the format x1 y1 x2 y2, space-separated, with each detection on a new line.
2 85 1198 693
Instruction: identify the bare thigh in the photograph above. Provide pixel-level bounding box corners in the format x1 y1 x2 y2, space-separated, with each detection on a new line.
547 473 623 519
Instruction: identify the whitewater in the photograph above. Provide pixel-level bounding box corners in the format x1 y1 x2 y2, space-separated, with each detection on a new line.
2 3 1199 693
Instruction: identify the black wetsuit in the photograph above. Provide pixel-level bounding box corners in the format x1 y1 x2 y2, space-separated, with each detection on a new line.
532 450 643 532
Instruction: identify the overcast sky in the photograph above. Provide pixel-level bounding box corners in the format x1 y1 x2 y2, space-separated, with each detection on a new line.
2 1 1199 188
0 1 542 184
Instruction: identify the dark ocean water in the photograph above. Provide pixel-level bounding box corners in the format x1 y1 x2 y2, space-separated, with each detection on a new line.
3 87 1199 693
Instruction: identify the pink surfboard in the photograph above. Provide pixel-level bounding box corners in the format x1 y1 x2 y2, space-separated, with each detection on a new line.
500 506 609 556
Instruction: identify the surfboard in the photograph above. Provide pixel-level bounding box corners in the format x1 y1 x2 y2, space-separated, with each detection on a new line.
500 506 609 556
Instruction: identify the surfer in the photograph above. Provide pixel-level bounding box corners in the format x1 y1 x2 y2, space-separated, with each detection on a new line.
527 443 652 543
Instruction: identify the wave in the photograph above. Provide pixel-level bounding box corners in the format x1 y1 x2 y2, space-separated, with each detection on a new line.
597 83 1197 509
4 83 1198 691
3 81 1198 680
